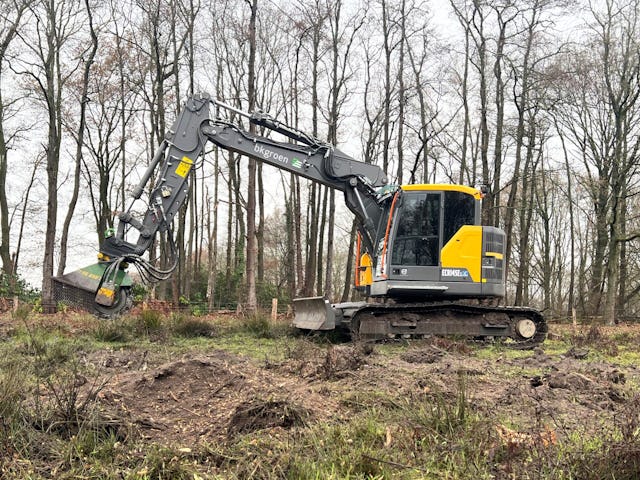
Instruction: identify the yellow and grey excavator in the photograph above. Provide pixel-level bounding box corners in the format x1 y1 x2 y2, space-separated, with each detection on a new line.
53 92 546 347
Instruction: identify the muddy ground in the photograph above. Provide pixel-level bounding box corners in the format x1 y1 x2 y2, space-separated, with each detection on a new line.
4 310 640 478
74 323 640 448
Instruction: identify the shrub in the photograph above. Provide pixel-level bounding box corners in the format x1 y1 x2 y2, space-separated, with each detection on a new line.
136 309 164 334
93 319 131 343
0 272 39 302
241 312 273 338
11 303 32 322
171 314 216 338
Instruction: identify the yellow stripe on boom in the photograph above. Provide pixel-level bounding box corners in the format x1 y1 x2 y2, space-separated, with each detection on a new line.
175 156 194 178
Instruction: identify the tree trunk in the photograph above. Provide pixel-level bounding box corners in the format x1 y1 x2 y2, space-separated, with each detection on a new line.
491 12 507 227
245 0 258 312
341 221 357 302
41 0 66 313
396 0 406 185
0 96 11 276
207 149 219 311
257 162 265 284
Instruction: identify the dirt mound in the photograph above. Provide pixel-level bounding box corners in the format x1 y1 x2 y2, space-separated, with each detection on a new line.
277 342 372 379
227 399 309 437
320 345 367 379
98 351 336 445
84 349 151 370
401 346 444 364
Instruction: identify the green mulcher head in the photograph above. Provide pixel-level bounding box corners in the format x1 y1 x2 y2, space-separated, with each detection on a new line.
52 261 133 317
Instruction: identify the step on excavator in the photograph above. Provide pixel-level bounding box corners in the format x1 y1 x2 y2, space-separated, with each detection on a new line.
53 93 547 347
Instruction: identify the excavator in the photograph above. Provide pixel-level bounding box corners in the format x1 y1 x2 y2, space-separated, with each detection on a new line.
53 92 547 347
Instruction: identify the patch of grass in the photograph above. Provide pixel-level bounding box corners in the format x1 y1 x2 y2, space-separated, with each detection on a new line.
475 342 534 360
570 324 619 356
0 361 27 421
290 416 393 479
494 400 640 480
340 390 403 413
231 312 295 339
563 395 640 480
216 413 396 479
16 328 82 375
135 309 164 335
207 374 498 479
5 312 640 479
93 319 132 343
612 347 640 367
217 401 494 479
134 445 196 480
539 338 568 356
611 331 637 345
0 333 133 480
170 313 216 338
404 372 474 437
240 312 274 338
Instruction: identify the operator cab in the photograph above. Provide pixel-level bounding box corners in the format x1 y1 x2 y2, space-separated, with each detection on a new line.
358 184 505 301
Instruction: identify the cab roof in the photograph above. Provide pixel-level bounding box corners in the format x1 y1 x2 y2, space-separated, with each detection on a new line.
400 184 483 200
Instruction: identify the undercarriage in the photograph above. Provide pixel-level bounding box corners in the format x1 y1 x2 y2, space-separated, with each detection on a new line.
294 297 547 349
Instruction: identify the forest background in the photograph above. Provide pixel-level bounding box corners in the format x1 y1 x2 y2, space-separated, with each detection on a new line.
1 0 639 326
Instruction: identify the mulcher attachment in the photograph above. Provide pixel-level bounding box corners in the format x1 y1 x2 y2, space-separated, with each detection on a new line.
53 262 133 317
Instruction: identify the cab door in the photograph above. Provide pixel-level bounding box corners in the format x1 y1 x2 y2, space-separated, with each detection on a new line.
389 191 441 281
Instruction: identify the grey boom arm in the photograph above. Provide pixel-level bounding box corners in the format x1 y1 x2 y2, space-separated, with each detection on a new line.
100 92 388 262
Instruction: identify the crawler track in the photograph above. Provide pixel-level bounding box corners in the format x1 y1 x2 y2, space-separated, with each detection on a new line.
350 302 547 349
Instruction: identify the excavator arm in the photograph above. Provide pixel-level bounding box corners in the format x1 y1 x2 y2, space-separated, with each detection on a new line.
105 93 387 259
202 110 388 252
100 94 211 259
53 92 389 316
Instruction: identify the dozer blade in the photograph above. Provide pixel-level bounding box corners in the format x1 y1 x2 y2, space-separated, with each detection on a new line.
293 296 336 330
53 262 133 317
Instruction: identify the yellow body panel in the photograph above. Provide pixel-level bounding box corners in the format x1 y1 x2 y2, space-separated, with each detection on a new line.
358 252 373 286
440 225 483 283
400 184 483 200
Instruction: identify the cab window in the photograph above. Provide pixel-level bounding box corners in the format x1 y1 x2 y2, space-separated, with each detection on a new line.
443 191 475 244
392 192 440 266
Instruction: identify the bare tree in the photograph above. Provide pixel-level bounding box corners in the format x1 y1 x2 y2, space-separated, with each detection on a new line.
14 0 84 311
57 0 98 276
551 0 640 322
0 0 32 277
